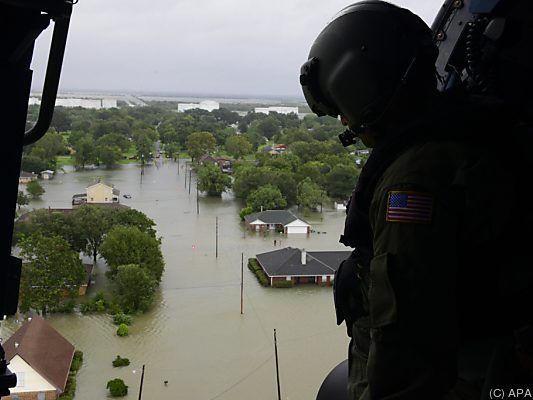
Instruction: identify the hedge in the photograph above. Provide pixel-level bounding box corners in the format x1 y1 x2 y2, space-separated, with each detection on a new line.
248 258 269 286
273 280 293 288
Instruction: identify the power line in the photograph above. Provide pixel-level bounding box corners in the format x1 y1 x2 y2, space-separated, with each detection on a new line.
206 355 274 400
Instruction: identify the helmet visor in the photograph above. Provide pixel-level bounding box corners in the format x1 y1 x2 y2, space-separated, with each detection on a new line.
300 57 340 118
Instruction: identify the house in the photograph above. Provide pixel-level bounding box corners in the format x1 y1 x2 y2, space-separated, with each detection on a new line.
19 171 37 184
244 210 311 234
199 155 233 173
273 144 287 153
256 247 351 286
86 181 119 204
39 170 54 180
3 316 75 400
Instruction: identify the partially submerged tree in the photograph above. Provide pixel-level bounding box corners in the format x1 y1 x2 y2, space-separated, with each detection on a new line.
19 233 85 314
197 163 232 196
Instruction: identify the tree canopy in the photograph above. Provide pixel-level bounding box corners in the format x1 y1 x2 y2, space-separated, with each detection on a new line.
19 233 86 314
100 226 164 282
197 163 232 197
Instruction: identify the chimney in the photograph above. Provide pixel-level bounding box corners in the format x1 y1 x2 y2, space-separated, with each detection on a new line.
301 248 307 265
260 205 263 212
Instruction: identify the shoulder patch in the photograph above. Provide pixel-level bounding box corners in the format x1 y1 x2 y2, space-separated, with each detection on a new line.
386 191 433 224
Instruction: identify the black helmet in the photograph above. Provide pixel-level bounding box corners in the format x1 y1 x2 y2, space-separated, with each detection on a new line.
300 1 438 131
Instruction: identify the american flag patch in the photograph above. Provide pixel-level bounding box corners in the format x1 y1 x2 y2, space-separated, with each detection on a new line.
386 191 433 224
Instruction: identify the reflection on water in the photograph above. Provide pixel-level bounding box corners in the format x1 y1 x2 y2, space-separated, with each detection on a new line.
1 161 350 399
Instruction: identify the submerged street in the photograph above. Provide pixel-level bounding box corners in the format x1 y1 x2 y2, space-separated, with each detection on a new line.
3 160 350 399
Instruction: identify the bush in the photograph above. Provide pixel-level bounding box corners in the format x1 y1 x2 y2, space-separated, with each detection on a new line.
273 280 293 288
248 258 269 286
116 323 129 337
113 312 132 326
112 355 131 367
70 350 83 372
107 378 128 397
81 291 109 313
49 299 76 314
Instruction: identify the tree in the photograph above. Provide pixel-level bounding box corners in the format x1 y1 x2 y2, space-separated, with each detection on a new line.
246 185 287 212
21 154 47 174
73 136 96 168
70 206 114 262
255 116 280 139
26 180 45 199
225 135 252 159
17 191 29 209
133 131 154 161
50 107 72 132
107 378 128 397
164 142 180 160
111 208 157 238
186 131 216 162
297 178 326 211
325 164 359 198
100 226 164 282
112 264 157 313
96 144 122 167
197 163 232 197
19 233 86 314
16 209 79 250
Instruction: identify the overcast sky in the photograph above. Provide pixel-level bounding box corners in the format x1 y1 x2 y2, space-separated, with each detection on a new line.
31 0 443 98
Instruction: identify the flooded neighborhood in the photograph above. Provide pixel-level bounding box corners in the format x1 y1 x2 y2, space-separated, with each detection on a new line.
3 160 350 399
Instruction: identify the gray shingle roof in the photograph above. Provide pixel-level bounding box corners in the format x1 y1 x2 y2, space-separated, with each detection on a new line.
244 210 306 226
256 247 351 277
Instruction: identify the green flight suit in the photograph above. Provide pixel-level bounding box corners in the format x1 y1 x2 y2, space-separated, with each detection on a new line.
347 139 516 400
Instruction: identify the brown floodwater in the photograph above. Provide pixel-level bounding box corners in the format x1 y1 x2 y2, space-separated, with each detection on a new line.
1 159 354 399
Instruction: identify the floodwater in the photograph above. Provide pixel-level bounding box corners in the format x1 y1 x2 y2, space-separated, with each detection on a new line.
1 160 352 400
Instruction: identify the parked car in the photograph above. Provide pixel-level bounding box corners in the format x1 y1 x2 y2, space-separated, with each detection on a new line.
123 194 132 199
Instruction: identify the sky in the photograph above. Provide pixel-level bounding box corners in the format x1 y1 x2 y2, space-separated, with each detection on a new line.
31 0 444 98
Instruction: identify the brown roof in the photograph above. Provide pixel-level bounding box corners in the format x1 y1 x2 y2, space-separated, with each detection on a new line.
4 315 74 393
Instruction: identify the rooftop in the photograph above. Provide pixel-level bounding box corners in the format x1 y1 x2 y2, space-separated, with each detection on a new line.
256 247 350 277
4 315 75 392
244 210 308 226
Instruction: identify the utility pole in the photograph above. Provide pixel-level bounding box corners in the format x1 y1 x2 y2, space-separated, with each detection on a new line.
196 179 199 215
138 364 145 400
274 329 281 400
241 252 244 315
184 162 187 189
188 167 192 195
215 216 218 259
140 154 145 184
177 156 180 175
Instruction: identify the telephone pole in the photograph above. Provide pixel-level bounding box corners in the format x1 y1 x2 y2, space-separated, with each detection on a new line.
241 253 244 315
215 216 218 258
274 330 281 400
138 364 145 400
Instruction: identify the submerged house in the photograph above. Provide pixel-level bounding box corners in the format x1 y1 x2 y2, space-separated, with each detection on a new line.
72 180 120 205
3 316 75 400
244 210 311 234
255 247 351 286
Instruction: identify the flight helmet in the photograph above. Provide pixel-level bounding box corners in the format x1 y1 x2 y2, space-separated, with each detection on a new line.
300 1 439 132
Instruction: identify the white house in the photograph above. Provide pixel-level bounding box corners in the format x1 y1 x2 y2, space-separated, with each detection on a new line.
244 210 311 234
3 315 75 400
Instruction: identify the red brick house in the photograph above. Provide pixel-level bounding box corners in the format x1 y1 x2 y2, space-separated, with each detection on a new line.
3 316 75 400
256 247 351 286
